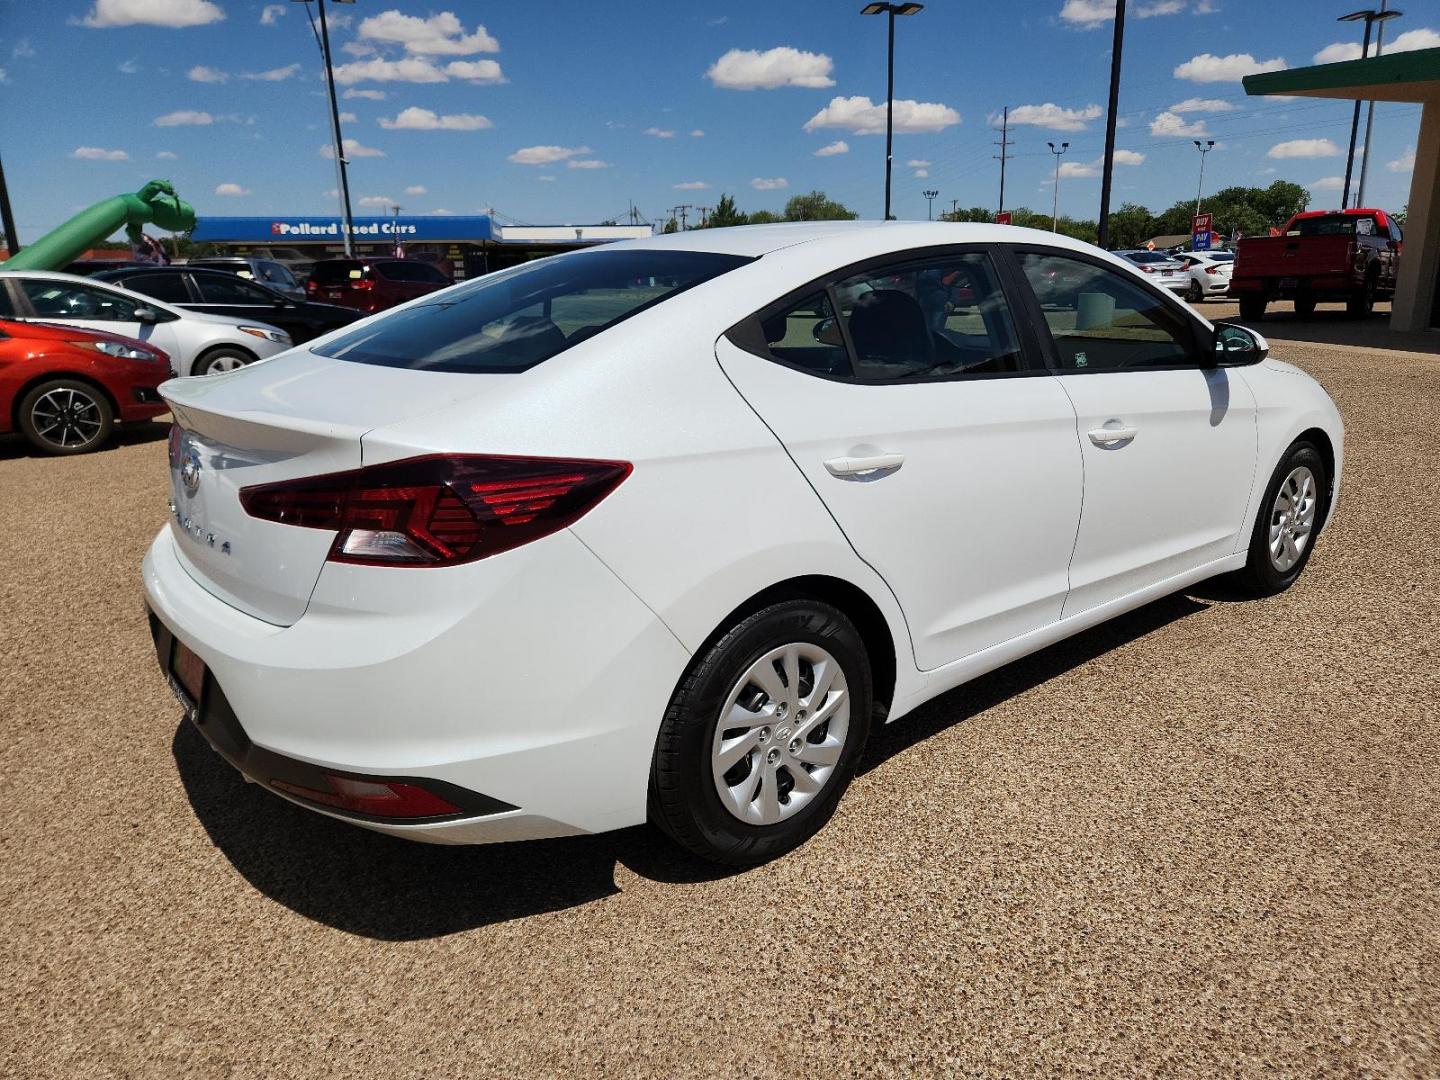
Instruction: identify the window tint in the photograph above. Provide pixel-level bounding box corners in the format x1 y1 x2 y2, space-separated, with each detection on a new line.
761 291 850 377
124 271 191 304
1126 251 1171 264
310 261 367 285
258 261 297 287
18 279 142 322
313 248 749 373
195 274 273 304
831 253 1022 379
1018 252 1196 371
0 283 16 319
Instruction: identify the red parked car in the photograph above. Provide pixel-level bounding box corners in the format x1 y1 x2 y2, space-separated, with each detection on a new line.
0 319 171 455
305 257 451 314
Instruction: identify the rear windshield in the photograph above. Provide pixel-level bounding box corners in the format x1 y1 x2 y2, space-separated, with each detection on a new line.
1126 251 1172 263
313 248 751 373
1290 214 1377 237
310 261 370 285
1205 252 1235 262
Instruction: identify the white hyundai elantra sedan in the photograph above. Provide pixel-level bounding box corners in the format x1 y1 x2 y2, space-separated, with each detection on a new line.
144 222 1342 865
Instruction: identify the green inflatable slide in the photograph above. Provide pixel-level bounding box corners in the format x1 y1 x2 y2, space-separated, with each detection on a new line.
0 180 196 271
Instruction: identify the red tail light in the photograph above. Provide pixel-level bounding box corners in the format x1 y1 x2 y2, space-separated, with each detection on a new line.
271 776 461 818
240 454 632 566
305 279 318 295
1140 265 1154 273
1204 265 1221 275
349 278 375 291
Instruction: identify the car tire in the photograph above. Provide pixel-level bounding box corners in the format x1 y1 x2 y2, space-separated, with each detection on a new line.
1232 440 1329 597
1346 272 1376 318
1187 280 1204 303
17 378 115 455
195 347 256 375
1238 294 1267 322
649 599 873 866
1294 294 1318 318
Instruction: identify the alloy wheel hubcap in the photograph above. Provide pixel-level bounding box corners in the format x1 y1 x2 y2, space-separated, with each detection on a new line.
1269 465 1317 572
711 642 850 826
32 388 102 448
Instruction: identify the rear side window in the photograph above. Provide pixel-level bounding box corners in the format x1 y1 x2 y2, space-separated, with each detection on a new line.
313 249 749 373
311 261 368 285
124 271 191 303
195 274 274 304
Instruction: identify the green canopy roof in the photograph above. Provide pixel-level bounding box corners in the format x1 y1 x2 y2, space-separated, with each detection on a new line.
1244 47 1440 103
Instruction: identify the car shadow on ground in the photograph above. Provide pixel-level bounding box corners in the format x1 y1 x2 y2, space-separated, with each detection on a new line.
175 590 1212 941
0 419 170 461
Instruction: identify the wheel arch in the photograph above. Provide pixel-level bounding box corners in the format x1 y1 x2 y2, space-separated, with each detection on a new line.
9 371 119 434
193 341 259 374
1295 425 1337 528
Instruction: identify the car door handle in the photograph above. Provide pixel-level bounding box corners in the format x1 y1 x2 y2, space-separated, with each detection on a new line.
1087 426 1139 447
823 453 905 480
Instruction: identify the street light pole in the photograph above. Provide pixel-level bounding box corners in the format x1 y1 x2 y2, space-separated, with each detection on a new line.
861 4 923 222
1096 0 1127 250
1193 139 1215 217
297 0 358 255
1048 141 1069 232
1357 1 1400 207
922 189 938 220
1338 8 1400 209
0 148 21 256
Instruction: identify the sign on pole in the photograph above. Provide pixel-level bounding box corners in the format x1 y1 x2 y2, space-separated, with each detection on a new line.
995 211 1013 225
1192 212 1214 251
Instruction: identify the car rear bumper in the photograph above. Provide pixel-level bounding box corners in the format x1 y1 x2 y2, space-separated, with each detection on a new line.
142 525 691 844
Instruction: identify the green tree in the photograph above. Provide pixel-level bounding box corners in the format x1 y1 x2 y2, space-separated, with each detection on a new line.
747 209 782 224
1107 203 1156 249
781 190 858 221
704 193 748 228
941 206 994 223
661 216 679 234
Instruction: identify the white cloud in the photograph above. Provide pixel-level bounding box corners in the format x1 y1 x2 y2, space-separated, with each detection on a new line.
814 139 849 156
72 146 129 161
321 137 385 159
1150 110 1209 136
427 208 456 215
1136 0 1184 15
342 41 376 58
1005 102 1102 131
154 109 213 126
343 88 386 100
1268 138 1340 159
644 127 676 138
751 177 788 190
357 11 499 55
673 181 711 190
378 106 492 131
706 46 835 90
906 158 931 168
1174 52 1287 82
1194 0 1218 11
1316 28 1440 64
509 144 591 165
536 176 556 182
79 0 223 28
689 129 705 137
259 4 285 26
242 63 301 82
1059 0 1115 27
803 95 960 135
1388 147 1416 173
187 64 227 83
117 58 140 74
913 168 930 178
1169 96 1237 113
357 195 396 207
338 111 357 123
1310 176 1345 192
1112 149 1146 165
214 182 251 196
332 57 504 85
566 159 609 170
156 150 178 160
404 184 428 195
12 38 35 58
1313 42 1362 65
1058 162 1099 178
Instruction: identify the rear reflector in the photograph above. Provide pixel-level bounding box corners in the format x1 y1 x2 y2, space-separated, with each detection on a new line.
271 775 462 818
240 453 631 567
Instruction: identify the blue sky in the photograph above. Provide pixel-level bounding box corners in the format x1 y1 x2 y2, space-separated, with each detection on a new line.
0 0 1433 237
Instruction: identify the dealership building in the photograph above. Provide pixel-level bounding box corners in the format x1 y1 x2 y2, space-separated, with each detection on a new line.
189 214 653 278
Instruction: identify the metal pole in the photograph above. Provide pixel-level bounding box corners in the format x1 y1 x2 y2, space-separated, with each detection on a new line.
1341 17 1374 210
317 0 355 256
1356 0 1390 207
923 189 938 220
1096 0 1126 249
884 8 895 220
1049 142 1068 232
996 106 1010 215
1194 141 1213 217
0 148 20 256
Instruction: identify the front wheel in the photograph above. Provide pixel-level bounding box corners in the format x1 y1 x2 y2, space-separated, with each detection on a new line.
1238 294 1267 322
18 379 114 455
1187 280 1204 303
649 599 873 866
1232 440 1328 597
195 347 256 376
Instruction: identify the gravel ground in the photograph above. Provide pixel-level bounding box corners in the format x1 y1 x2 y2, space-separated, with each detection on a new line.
2 312 1437 1078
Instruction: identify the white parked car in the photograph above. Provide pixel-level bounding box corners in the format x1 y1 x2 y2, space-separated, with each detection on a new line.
143 222 1343 866
1115 249 1190 294
0 270 291 376
1175 250 1236 303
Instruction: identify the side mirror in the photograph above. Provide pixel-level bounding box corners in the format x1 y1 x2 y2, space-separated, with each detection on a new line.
1212 322 1268 366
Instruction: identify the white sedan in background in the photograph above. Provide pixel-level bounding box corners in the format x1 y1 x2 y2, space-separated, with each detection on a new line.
1115 249 1190 294
1176 250 1237 303
144 222 1343 866
0 270 291 376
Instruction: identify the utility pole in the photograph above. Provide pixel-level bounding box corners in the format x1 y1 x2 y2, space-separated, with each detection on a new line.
301 0 357 255
949 198 959 218
1096 0 1127 249
861 4 924 221
1193 139 1215 216
1048 141 1069 232
922 189 938 220
0 147 20 256
993 105 1013 215
1339 8 1399 208
1356 0 1397 207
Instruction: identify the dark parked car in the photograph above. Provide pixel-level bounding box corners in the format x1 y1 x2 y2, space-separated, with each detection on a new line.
186 256 307 300
93 266 363 344
306 257 452 314
63 259 148 276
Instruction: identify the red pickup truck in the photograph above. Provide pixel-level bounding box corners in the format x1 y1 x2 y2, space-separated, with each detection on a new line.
1229 208 1402 320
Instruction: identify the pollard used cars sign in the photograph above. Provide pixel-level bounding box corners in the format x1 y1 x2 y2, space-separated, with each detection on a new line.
189 215 494 243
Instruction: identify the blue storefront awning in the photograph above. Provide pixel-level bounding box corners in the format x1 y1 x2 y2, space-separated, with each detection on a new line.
190 215 494 243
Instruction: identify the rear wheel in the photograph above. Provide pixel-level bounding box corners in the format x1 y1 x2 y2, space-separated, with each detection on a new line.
1346 272 1377 318
195 347 256 375
1232 440 1328 597
649 599 873 866
18 379 115 455
1187 280 1204 303
1293 293 1317 318
1238 294 1267 322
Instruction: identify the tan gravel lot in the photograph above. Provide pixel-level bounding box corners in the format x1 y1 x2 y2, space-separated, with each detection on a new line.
2 304 1437 1078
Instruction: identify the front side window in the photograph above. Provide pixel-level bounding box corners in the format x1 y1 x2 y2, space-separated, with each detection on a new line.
19 279 142 322
195 275 273 304
258 261 297 287
1018 252 1197 371
313 248 749 373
